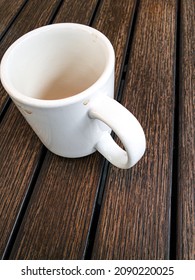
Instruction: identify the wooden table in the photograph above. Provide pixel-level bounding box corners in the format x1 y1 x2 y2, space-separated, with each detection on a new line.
0 0 194 260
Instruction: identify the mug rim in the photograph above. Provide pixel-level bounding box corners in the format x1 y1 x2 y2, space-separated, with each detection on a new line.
0 23 115 108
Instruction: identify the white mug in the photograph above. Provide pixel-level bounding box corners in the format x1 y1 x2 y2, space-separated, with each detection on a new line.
0 23 146 169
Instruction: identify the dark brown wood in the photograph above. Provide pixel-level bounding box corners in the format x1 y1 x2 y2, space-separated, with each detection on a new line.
177 0 195 260
92 0 137 96
0 0 25 37
0 0 63 258
0 0 60 113
0 0 193 261
92 0 177 259
9 0 137 259
0 103 43 257
10 152 104 259
54 0 98 24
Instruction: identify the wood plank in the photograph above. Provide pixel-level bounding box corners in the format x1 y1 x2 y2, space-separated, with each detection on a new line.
9 0 137 259
0 0 60 114
0 0 26 38
177 0 195 260
0 0 63 258
92 0 177 259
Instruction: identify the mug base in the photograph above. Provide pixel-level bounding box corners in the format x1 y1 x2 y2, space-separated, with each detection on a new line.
46 147 97 159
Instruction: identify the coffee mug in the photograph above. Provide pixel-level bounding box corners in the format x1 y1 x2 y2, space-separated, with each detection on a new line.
0 23 145 169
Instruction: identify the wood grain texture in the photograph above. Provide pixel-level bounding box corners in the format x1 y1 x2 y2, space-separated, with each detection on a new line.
54 0 98 23
0 0 60 113
2 0 192 261
10 152 104 259
92 0 137 96
0 104 43 258
177 0 195 260
9 0 137 259
92 0 177 259
0 0 62 258
0 0 25 37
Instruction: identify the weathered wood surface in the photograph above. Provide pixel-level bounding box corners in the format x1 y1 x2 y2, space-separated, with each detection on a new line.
0 0 194 260
0 103 43 258
0 0 25 38
176 0 195 260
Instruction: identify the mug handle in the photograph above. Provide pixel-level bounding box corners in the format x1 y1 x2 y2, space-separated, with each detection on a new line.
88 96 146 169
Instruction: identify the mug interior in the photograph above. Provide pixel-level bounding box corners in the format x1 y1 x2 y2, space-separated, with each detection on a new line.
4 24 110 100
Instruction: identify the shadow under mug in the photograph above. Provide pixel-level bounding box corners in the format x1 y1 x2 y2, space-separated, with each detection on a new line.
0 23 146 169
